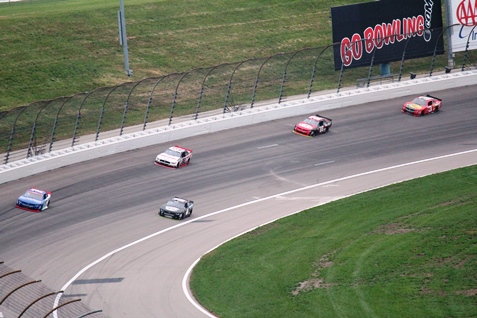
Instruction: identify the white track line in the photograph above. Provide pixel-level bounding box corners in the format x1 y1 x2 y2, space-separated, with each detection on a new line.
54 148 477 317
314 160 335 166
257 144 278 149
182 148 477 316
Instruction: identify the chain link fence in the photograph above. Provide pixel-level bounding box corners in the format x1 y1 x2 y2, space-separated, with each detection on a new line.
1 26 476 164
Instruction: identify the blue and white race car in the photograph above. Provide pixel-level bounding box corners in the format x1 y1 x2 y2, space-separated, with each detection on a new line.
16 188 51 212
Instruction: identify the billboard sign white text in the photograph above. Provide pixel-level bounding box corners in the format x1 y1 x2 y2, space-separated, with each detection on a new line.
448 0 477 52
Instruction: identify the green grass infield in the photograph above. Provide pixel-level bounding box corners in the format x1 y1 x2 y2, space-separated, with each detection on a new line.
190 165 477 318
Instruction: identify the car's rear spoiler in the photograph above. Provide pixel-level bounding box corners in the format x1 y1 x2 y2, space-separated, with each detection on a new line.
426 94 442 101
174 145 193 153
316 114 332 122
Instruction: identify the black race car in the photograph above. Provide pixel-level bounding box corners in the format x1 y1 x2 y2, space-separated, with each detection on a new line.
159 197 194 220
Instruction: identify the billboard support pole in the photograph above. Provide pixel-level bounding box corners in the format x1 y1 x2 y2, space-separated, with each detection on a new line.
380 63 390 76
118 0 133 77
445 0 455 68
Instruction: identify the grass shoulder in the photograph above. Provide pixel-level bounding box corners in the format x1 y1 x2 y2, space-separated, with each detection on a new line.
190 165 477 318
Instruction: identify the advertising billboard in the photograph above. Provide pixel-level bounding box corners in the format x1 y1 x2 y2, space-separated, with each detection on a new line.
331 0 444 70
447 0 477 52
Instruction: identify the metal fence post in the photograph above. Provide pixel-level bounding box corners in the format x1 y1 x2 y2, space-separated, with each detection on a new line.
307 44 333 98
461 24 477 71
49 96 73 153
398 34 414 82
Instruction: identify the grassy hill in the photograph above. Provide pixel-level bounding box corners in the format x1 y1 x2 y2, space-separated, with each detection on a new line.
1 0 365 111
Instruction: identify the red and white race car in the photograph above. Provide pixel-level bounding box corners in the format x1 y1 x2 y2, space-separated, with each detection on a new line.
155 145 192 168
293 114 332 137
402 95 442 116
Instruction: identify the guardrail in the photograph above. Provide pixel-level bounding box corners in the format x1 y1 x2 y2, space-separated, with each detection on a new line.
1 69 476 185
2 26 476 165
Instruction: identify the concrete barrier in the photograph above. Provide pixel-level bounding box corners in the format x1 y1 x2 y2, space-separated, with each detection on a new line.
1 70 476 185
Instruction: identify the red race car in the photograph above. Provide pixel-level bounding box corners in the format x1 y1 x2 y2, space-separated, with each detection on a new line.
293 114 332 137
402 94 442 116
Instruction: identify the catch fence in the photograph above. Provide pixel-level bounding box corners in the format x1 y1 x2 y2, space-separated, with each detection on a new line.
1 26 476 164
0 262 108 318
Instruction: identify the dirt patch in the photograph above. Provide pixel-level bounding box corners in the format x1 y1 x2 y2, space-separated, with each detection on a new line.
320 261 333 268
374 223 415 235
453 258 468 269
292 252 336 296
435 255 472 268
436 256 453 265
420 287 433 295
456 289 477 296
420 287 448 297
292 278 335 295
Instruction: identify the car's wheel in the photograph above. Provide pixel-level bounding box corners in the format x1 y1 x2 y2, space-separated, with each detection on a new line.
421 110 425 116
186 158 190 165
179 213 184 220
325 127 329 133
310 130 315 137
434 106 439 113
176 161 180 168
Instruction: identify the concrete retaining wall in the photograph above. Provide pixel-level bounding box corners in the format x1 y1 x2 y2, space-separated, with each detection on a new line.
1 70 476 185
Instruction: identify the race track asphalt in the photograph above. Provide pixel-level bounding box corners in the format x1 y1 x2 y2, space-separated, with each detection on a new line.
0 85 476 317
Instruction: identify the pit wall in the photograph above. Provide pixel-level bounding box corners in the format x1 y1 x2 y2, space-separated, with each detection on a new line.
1 70 476 185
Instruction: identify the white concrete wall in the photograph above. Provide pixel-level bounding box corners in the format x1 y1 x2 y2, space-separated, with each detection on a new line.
1 70 476 185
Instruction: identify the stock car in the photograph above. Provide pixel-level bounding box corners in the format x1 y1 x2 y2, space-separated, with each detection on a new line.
402 95 442 116
154 145 192 168
293 114 332 137
158 197 194 220
16 188 51 212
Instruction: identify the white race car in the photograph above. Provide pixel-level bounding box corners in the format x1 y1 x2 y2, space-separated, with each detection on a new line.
154 145 193 168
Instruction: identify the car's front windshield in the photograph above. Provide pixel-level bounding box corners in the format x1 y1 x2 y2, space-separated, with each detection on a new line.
166 200 184 208
24 191 43 201
411 97 427 106
303 118 319 127
164 149 181 157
